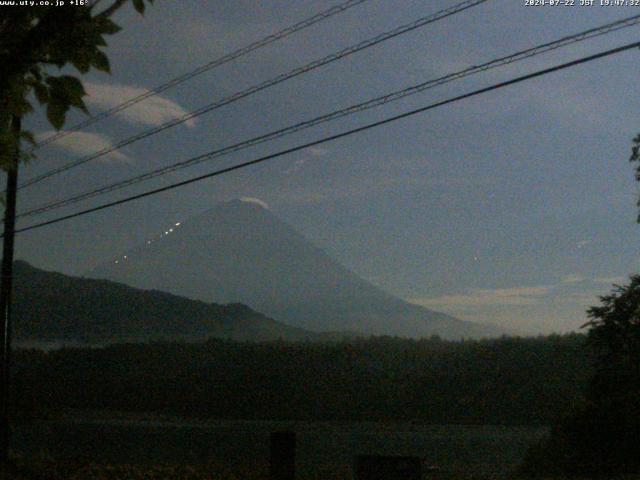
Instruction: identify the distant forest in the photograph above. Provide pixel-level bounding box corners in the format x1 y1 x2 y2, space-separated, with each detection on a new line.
13 334 590 425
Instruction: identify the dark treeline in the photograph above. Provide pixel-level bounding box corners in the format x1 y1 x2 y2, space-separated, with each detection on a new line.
13 334 589 425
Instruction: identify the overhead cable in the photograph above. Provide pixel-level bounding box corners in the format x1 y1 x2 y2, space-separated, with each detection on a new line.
11 40 640 236
17 0 489 191
18 13 640 219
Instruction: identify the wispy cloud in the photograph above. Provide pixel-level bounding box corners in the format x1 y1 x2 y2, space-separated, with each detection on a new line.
283 159 307 176
594 276 627 285
283 149 328 175
84 82 196 128
566 291 601 304
408 274 631 334
562 274 585 284
39 131 130 163
410 285 552 308
413 274 629 313
307 147 329 157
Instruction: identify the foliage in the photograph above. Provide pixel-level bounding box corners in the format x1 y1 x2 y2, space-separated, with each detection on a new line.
584 276 640 373
520 277 640 478
630 135 640 221
0 0 154 170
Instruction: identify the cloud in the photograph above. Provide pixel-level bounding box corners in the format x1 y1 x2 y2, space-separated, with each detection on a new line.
562 274 585 284
83 82 196 128
39 131 130 163
594 276 627 285
407 274 632 334
410 285 552 308
566 292 601 304
411 275 628 315
239 197 269 209
283 159 307 176
307 147 328 157
283 148 327 175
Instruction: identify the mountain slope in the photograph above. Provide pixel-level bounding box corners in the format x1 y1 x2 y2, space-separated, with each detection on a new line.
13 260 314 343
89 200 499 339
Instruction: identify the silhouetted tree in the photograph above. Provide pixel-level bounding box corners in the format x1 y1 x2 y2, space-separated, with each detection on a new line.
630 134 640 222
1 0 156 167
577 278 640 474
521 278 640 477
0 0 154 465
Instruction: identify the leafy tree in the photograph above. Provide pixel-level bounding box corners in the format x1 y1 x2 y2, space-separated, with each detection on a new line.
585 277 640 394
521 278 640 478
0 0 155 466
0 0 155 169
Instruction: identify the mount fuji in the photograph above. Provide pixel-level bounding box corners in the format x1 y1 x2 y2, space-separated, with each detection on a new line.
89 199 500 339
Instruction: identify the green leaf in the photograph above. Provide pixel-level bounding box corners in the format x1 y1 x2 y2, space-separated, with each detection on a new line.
58 75 86 99
45 75 89 118
92 50 110 73
94 34 108 47
71 54 91 73
132 0 145 14
71 96 89 115
95 16 122 35
46 102 68 130
66 78 87 113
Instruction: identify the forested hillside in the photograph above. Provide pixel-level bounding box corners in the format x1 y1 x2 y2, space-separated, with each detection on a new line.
12 261 313 342
14 334 589 425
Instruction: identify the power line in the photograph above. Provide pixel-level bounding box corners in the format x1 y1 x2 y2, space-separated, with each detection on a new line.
11 40 640 236
18 13 640 220
32 0 371 150
17 0 489 191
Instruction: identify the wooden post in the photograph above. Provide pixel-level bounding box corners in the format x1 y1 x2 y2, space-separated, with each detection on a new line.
269 431 295 480
0 115 20 463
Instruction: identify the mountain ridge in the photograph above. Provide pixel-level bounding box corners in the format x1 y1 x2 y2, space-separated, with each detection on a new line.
89 199 501 339
12 260 316 344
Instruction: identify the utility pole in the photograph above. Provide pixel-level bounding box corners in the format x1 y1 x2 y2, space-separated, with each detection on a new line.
0 115 20 463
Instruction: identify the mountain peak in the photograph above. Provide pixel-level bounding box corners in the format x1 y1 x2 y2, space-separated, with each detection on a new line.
89 203 501 339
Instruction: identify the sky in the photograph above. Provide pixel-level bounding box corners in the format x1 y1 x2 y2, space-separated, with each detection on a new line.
9 0 640 335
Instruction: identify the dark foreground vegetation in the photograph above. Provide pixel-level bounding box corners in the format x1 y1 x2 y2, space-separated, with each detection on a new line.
1 460 227 480
12 261 312 343
519 277 640 478
13 334 589 425
12 271 640 479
